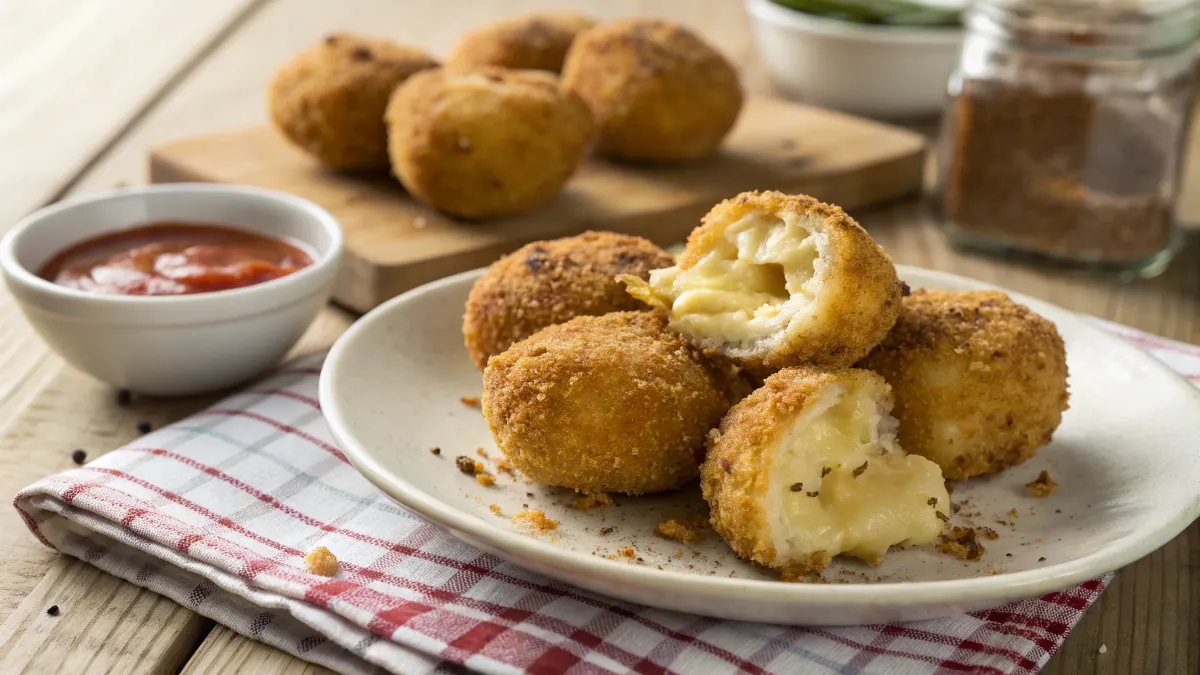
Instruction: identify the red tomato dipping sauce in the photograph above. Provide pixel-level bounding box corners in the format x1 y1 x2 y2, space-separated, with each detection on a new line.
39 222 314 296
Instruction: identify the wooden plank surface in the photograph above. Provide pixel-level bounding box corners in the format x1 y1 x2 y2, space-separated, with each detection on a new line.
0 0 264 441
150 100 925 311
0 0 1196 673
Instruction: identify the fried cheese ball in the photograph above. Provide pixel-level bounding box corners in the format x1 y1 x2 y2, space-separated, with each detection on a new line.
483 312 734 495
624 191 903 376
858 290 1069 480
463 231 674 370
446 13 595 73
386 67 594 218
562 19 742 161
702 367 949 572
268 33 438 170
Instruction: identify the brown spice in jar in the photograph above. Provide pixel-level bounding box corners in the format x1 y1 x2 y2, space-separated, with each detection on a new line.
939 77 1179 264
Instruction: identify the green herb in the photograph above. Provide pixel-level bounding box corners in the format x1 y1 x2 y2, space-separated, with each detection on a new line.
769 0 962 27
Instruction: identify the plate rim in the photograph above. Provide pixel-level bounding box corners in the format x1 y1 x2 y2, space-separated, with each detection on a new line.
319 264 1200 609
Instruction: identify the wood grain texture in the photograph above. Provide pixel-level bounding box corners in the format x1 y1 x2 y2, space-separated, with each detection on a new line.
0 0 1196 672
0 0 264 443
150 101 924 311
0 557 212 675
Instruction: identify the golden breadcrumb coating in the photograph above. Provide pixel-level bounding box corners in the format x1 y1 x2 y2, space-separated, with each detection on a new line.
268 33 438 170
482 312 736 495
303 546 339 576
463 231 674 369
701 367 948 570
386 67 594 218
625 191 902 376
562 19 742 161
858 290 1069 480
447 13 594 73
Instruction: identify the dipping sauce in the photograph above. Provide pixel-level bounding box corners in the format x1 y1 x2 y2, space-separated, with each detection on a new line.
39 222 314 296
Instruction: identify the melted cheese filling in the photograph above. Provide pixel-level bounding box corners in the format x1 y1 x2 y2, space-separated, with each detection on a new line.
767 384 949 565
647 211 822 344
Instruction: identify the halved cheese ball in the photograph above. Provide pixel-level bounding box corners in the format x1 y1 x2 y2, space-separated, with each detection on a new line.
701 367 949 572
623 191 902 375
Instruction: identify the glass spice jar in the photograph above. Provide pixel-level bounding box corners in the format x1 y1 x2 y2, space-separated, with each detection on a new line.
927 0 1200 277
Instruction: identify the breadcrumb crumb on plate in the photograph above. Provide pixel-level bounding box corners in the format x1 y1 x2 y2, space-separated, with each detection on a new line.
321 265 1200 625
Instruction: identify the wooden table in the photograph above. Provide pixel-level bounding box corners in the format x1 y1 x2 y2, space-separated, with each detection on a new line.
0 1 1196 673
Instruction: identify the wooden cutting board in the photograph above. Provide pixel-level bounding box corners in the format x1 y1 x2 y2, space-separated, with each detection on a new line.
149 96 925 313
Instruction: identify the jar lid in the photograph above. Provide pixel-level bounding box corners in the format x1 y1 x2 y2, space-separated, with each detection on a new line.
972 0 1200 55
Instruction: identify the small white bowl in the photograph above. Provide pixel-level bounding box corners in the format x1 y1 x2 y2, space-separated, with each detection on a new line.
745 0 963 118
0 184 342 396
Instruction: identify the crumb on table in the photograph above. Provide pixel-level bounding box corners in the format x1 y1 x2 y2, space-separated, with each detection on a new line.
937 526 986 560
476 473 496 487
512 509 558 534
460 396 480 407
476 447 489 459
568 493 612 511
429 446 441 455
496 459 516 476
304 546 339 576
1026 470 1059 497
489 504 503 516
598 527 614 536
654 518 702 543
71 449 87 465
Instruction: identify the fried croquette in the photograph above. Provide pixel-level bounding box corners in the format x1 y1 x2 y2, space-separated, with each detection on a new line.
446 13 594 73
482 312 735 495
268 33 438 170
624 191 903 376
463 231 674 369
858 290 1069 480
562 19 742 161
386 67 593 218
701 367 949 570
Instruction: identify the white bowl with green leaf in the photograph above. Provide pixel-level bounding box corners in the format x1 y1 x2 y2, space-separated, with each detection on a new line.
746 0 963 118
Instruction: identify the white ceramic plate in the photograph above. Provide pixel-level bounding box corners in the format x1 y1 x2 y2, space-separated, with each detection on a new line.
320 265 1200 625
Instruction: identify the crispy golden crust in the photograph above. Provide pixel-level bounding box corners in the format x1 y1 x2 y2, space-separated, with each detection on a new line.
675 191 902 375
482 312 735 495
701 367 882 569
561 19 742 161
386 67 594 218
463 231 674 369
858 290 1069 479
446 13 594 73
268 33 438 170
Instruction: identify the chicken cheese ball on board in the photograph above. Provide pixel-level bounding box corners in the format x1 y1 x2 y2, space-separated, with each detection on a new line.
702 367 950 573
858 290 1069 480
463 231 675 370
447 13 595 73
562 19 742 161
268 33 438 170
386 67 594 218
624 191 903 376
482 312 735 495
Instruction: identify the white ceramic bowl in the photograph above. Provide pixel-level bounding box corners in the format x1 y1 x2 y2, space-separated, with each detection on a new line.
0 184 342 396
745 0 963 118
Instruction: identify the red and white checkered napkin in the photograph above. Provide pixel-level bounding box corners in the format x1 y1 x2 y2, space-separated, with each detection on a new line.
14 321 1200 675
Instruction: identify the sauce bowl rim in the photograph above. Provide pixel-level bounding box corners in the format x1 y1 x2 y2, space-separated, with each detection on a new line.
0 183 344 311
